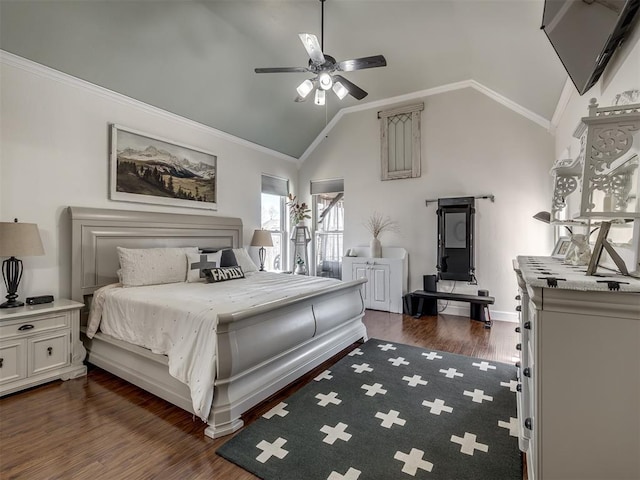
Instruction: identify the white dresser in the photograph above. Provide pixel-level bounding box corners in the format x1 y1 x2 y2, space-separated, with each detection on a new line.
513 256 640 480
0 299 87 396
342 247 408 313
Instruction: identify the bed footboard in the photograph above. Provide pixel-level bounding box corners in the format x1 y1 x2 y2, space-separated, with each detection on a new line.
207 280 366 438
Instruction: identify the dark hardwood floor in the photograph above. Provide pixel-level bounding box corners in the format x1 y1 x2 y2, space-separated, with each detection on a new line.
0 311 520 480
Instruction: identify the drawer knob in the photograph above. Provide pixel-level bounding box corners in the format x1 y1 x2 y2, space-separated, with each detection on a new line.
47 346 53 356
523 367 531 377
515 361 521 369
515 305 522 312
515 295 521 301
18 324 35 331
515 327 521 333
525 418 533 430
516 343 522 351
0 358 3 368
516 383 522 392
524 321 531 330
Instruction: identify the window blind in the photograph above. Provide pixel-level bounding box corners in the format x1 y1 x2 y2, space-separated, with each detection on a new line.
310 178 344 195
261 174 289 196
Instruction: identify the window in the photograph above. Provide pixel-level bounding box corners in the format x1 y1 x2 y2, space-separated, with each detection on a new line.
379 103 424 180
261 175 288 271
311 179 344 279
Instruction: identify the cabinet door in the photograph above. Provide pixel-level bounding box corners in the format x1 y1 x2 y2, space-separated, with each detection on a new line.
0 340 26 384
352 263 369 303
368 264 390 311
29 332 69 376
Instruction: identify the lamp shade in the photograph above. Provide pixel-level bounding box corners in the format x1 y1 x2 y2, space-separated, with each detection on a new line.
532 211 551 224
0 221 44 257
250 229 274 247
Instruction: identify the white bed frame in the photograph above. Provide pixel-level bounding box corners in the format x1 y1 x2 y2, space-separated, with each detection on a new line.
69 206 367 438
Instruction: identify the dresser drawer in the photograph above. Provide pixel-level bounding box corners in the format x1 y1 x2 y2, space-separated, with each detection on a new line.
0 339 26 384
0 314 70 340
29 332 69 376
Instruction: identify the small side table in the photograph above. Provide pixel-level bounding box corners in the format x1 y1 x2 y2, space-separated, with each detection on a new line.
0 299 87 396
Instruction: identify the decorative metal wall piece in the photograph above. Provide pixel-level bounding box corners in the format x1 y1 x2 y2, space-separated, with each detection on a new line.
577 99 640 219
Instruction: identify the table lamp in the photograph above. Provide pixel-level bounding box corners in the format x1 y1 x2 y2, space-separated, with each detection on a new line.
250 229 273 271
0 219 45 308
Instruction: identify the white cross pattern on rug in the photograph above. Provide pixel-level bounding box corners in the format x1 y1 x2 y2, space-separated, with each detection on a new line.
315 370 333 381
327 467 361 480
450 432 489 456
320 422 352 445
256 437 289 463
422 398 453 415
388 356 410 367
402 374 428 387
394 448 434 476
377 343 397 351
348 348 364 356
375 409 407 429
472 361 497 371
316 391 342 407
361 382 387 397
262 402 289 419
421 351 443 360
501 379 518 392
498 417 519 437
463 389 493 403
351 363 373 374
439 367 464 379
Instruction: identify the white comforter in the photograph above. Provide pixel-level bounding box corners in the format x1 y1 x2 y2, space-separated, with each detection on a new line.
87 272 341 421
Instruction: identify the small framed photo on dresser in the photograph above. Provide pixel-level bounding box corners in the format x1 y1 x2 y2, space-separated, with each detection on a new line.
551 236 571 258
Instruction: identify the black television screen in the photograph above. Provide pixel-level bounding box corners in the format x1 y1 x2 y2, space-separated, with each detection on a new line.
542 0 639 95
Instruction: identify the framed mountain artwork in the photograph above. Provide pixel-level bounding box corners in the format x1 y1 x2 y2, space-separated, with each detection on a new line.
109 124 217 210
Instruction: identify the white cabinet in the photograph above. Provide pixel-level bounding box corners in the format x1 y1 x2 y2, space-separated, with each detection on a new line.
514 256 640 480
0 299 87 396
342 247 408 313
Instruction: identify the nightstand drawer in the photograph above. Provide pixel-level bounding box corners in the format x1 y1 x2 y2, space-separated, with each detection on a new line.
0 339 26 384
29 332 69 376
0 314 69 340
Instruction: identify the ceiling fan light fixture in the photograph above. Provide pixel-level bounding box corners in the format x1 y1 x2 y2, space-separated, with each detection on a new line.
296 79 314 98
314 89 326 106
318 72 333 90
332 81 348 100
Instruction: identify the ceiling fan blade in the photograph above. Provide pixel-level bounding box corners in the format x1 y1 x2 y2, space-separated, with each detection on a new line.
337 55 387 72
255 67 309 73
333 75 368 100
294 94 308 103
298 33 326 65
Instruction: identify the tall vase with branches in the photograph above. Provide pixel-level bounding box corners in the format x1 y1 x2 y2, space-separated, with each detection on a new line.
365 212 399 258
287 194 311 227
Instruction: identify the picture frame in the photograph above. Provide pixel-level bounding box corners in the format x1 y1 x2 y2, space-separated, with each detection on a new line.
109 124 217 210
551 236 571 258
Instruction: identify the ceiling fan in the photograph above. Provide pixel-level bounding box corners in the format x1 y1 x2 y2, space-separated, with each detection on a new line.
254 0 387 105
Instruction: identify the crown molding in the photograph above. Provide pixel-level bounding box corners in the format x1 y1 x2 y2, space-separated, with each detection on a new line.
549 77 575 134
0 50 299 164
298 79 552 164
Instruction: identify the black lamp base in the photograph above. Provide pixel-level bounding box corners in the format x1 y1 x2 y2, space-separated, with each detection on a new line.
0 298 24 309
1 256 24 309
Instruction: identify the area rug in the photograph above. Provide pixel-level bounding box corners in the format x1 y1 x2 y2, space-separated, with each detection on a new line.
216 339 521 479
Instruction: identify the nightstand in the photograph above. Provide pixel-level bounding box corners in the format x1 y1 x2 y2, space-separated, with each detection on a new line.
0 299 87 396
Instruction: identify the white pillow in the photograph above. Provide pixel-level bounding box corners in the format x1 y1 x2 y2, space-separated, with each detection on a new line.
117 247 198 287
186 251 221 283
232 248 259 274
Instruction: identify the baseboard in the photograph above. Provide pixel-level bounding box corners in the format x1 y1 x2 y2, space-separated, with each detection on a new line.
437 303 518 323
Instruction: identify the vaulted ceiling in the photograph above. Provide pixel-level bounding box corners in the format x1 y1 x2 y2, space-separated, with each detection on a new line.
0 0 568 159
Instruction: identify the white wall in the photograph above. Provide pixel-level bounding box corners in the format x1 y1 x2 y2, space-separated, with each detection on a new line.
0 53 297 301
299 87 555 320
